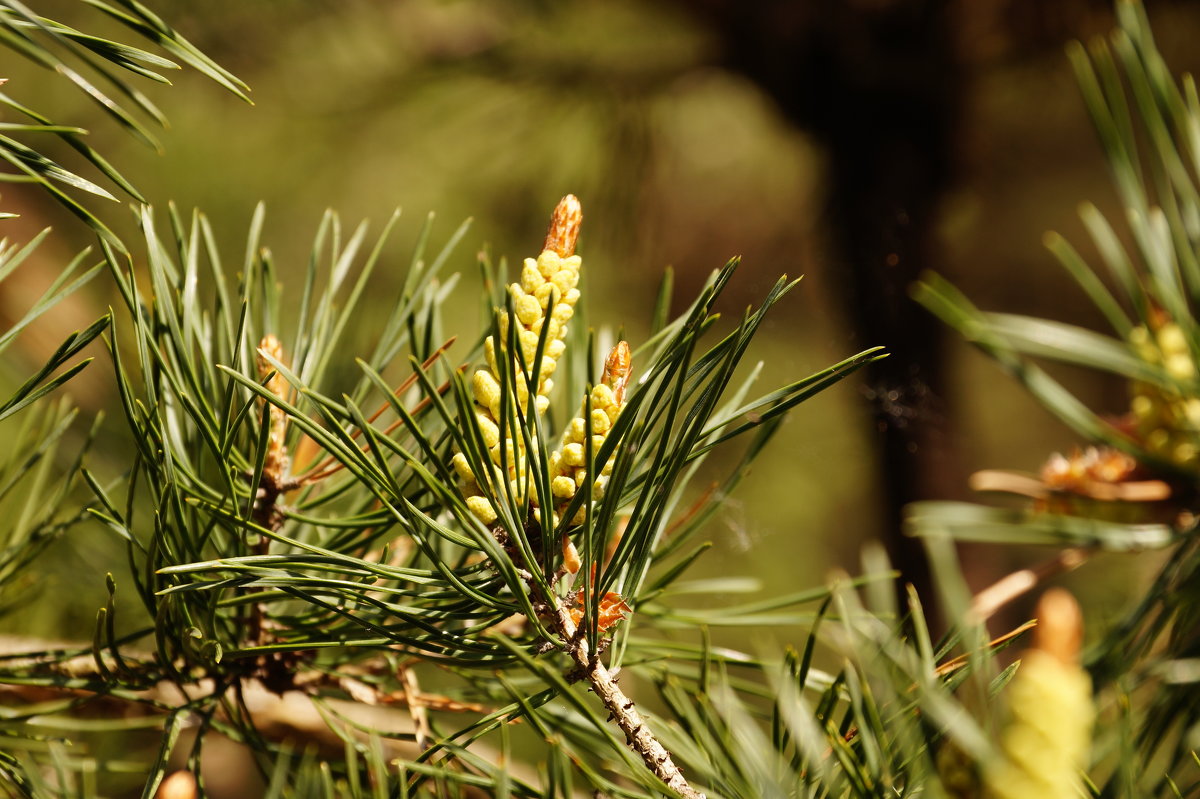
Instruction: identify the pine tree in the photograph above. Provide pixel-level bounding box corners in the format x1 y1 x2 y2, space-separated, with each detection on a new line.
4 1 1199 797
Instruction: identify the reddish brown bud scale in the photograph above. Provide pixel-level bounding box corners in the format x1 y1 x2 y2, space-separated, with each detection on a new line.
543 194 582 258
604 341 632 404
563 537 582 575
567 591 631 633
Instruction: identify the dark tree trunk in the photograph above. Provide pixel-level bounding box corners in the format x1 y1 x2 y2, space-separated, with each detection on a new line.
679 0 963 614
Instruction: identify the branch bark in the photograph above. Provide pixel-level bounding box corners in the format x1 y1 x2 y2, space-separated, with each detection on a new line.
0 637 475 755
551 604 705 799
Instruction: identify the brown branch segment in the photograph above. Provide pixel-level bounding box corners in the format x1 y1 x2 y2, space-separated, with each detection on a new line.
551 604 704 799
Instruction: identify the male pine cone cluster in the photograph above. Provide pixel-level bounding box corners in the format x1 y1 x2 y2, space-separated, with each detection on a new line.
451 196 629 529
549 340 631 524
1128 316 1200 468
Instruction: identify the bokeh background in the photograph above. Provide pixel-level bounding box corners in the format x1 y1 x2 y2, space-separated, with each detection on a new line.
6 0 1200 652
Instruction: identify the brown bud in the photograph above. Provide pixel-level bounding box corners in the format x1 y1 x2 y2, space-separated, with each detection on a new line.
256 334 291 481
604 341 632 404
1033 588 1084 666
156 771 197 799
257 334 288 400
543 194 582 258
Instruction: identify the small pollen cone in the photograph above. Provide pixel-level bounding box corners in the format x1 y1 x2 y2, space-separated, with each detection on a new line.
544 194 582 258
1127 318 1200 467
548 341 632 526
156 771 197 799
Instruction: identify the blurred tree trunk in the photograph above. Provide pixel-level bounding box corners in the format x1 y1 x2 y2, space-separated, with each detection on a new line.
677 0 962 616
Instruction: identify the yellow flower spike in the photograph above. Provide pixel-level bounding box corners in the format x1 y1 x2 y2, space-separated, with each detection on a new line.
453 195 585 519
985 589 1092 799
256 334 291 483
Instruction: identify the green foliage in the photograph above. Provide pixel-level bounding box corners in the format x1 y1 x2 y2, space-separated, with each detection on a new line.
0 20 894 783
68 191 879 795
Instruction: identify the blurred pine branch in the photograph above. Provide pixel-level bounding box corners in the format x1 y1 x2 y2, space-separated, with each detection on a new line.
911 0 1200 795
0 0 248 246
